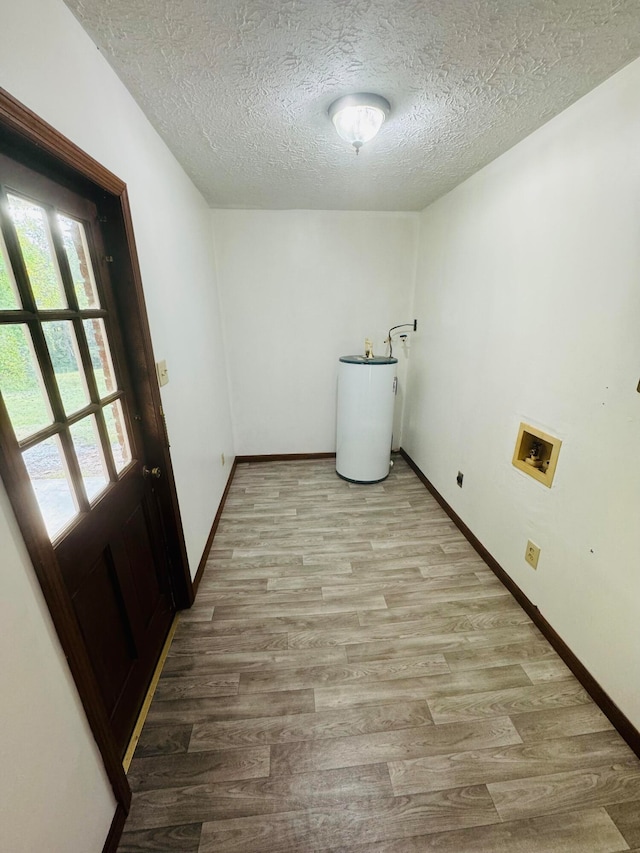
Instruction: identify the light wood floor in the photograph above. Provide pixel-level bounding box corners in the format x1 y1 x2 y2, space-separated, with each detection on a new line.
117 457 640 852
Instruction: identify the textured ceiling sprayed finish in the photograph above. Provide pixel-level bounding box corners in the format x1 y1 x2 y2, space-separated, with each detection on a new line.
64 0 640 210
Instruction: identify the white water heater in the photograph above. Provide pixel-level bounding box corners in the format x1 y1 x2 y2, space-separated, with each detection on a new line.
336 355 398 484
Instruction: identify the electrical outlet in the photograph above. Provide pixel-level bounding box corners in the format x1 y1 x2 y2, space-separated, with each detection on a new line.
456 471 464 488
525 540 540 569
221 453 225 466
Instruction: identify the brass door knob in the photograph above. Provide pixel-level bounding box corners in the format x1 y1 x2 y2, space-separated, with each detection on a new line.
143 465 162 479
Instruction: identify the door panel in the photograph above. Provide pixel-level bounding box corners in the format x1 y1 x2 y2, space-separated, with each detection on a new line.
0 151 175 756
73 549 137 713
125 503 163 629
60 474 174 745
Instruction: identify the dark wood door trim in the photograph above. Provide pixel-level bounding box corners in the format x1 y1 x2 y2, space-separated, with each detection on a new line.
0 89 125 196
0 87 192 812
101 803 127 853
235 452 336 463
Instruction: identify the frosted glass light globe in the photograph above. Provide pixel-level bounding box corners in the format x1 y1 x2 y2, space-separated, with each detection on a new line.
328 94 390 153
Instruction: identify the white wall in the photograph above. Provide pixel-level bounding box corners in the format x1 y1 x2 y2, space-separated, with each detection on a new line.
212 210 418 454
0 483 115 853
0 0 234 849
403 57 640 729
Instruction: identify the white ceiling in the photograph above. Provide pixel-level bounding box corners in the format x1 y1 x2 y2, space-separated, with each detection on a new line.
63 0 640 211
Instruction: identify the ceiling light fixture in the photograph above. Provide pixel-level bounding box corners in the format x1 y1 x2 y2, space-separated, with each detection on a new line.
328 93 390 154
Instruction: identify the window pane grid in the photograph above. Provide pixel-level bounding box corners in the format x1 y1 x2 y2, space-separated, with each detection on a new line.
25 318 133 487
27 319 70 426
15 389 126 450
70 315 102 406
42 319 91 416
0 225 21 310
0 307 108 322
0 188 39 313
0 323 54 441
58 425 90 514
94 406 119 482
58 214 101 310
6 193 68 310
103 399 132 474
0 182 136 538
22 434 79 540
49 208 89 316
69 415 110 504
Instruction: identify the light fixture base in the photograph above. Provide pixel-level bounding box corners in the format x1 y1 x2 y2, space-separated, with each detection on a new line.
328 93 391 122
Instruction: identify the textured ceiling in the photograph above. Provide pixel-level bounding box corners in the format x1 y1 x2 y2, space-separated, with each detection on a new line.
64 0 640 211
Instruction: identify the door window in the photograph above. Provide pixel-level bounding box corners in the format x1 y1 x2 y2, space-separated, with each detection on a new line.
0 188 133 539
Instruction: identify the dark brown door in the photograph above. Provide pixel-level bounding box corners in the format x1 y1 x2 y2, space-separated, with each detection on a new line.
0 152 175 754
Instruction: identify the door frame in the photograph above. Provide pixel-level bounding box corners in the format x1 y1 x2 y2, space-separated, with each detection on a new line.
0 87 193 810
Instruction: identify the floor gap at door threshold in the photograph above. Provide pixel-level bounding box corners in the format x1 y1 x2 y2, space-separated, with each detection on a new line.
122 613 180 772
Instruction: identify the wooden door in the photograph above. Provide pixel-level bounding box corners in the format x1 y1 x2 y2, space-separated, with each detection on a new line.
0 152 175 754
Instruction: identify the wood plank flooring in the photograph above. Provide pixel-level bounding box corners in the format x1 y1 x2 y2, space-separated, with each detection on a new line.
117 457 640 852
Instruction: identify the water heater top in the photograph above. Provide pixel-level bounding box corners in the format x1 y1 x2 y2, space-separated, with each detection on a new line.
339 355 398 365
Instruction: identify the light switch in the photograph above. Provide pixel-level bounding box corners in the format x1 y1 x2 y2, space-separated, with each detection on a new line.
156 359 169 387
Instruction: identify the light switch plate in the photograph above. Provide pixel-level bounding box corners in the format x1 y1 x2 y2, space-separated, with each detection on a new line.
156 360 169 387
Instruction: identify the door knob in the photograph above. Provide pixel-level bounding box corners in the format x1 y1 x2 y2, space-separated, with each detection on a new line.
143 465 162 479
